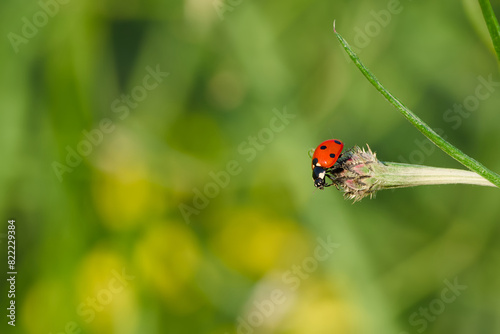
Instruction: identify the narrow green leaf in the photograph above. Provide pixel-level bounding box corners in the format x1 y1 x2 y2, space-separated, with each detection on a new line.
332 21 500 188
478 0 500 63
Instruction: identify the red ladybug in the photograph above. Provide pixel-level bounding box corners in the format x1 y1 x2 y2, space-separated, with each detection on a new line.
311 139 344 189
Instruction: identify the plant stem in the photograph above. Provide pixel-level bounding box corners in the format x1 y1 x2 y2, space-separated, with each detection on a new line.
332 21 500 188
478 0 500 63
329 146 497 202
379 162 496 188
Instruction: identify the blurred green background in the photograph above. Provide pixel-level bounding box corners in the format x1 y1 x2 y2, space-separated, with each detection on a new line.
1 0 500 333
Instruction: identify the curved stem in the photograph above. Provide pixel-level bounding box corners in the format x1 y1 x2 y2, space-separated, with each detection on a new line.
478 0 500 64
333 21 500 187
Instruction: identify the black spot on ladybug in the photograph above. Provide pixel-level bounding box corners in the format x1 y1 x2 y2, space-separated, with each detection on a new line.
330 153 336 158
312 158 318 165
320 145 327 150
334 140 342 145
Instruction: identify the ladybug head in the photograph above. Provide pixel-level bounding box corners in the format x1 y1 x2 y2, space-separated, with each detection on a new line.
312 166 326 190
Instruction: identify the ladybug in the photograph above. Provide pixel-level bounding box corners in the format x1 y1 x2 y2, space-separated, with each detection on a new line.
311 139 344 189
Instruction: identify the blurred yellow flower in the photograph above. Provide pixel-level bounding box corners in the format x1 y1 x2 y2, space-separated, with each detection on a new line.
133 222 202 313
281 279 361 334
92 129 157 230
75 245 138 334
209 208 309 277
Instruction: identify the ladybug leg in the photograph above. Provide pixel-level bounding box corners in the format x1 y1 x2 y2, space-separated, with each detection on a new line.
323 172 337 187
327 166 343 175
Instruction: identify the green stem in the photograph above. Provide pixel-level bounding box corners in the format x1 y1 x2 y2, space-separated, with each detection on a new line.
478 0 500 63
332 22 500 188
379 162 496 188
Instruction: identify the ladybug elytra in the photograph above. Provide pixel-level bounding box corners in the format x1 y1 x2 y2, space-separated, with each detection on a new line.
311 139 344 189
